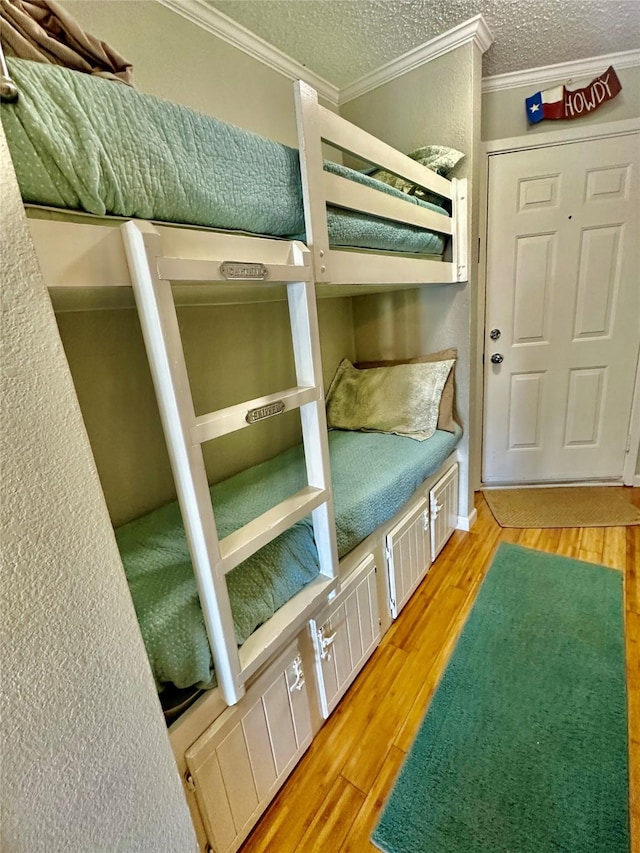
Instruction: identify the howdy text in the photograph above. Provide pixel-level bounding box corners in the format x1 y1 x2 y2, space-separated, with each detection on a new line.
565 72 615 117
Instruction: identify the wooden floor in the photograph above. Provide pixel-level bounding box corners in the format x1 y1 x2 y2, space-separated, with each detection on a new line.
240 488 639 853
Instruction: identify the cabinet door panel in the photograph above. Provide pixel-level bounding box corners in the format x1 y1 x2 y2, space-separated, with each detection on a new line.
312 554 380 718
386 498 430 618
185 639 312 853
430 463 459 561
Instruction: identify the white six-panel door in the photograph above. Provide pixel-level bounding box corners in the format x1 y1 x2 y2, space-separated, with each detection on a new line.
483 132 640 484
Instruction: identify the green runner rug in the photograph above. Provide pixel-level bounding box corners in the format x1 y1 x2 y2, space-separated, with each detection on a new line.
372 543 629 853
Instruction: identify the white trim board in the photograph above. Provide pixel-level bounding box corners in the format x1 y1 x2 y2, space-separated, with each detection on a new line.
483 117 640 155
482 49 640 94
340 14 494 104
482 480 627 489
456 508 477 532
623 343 640 487
154 3 638 104
154 2 492 106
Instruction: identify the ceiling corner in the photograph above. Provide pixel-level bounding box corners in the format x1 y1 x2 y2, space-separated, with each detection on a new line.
339 15 495 105
155 0 340 105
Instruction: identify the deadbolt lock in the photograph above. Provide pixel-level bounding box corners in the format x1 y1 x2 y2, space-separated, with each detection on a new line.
490 328 501 340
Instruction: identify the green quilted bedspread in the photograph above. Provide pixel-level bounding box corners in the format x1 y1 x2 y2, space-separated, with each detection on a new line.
1 58 447 255
115 427 461 691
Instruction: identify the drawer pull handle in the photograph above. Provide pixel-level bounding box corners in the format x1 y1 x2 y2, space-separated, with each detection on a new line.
318 626 337 661
289 655 305 692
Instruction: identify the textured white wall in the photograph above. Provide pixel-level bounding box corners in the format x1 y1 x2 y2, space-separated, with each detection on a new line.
341 43 483 521
0 124 196 851
59 0 304 143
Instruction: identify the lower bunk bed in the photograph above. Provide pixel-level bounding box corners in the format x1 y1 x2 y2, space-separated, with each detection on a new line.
116 425 462 853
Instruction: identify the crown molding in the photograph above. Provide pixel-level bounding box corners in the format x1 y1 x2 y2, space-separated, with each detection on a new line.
482 48 640 94
156 2 491 107
339 14 494 104
155 3 638 107
155 0 340 105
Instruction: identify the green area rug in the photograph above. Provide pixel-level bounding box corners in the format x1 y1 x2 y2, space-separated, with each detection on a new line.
372 543 629 853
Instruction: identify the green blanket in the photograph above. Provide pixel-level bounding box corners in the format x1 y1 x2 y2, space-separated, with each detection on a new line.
116 428 461 691
2 58 447 255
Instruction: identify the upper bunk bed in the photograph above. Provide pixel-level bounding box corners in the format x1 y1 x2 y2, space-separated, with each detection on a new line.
0 52 468 711
1 56 468 296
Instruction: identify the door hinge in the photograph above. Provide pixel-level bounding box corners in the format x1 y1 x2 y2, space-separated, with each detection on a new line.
477 237 481 263
184 771 196 793
626 433 632 453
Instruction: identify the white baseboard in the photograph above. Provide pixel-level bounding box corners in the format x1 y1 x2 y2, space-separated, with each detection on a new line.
634 475 640 487
481 479 623 489
457 508 477 532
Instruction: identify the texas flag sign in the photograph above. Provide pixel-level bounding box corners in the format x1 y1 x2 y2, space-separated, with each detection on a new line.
525 85 565 122
526 66 622 124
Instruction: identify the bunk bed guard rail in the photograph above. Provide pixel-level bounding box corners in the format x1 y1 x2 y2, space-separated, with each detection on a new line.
294 80 469 287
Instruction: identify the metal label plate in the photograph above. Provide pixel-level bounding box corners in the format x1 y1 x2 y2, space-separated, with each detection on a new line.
220 261 269 281
246 401 286 424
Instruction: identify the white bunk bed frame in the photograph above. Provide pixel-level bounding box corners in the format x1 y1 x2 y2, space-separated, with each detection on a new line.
4 67 471 849
295 81 468 287
17 79 468 711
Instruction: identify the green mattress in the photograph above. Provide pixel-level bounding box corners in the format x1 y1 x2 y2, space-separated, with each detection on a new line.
2 58 447 255
115 427 461 692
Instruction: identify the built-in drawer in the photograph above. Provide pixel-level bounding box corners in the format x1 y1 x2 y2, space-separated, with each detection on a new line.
184 639 312 853
310 554 380 719
385 497 431 619
430 462 459 561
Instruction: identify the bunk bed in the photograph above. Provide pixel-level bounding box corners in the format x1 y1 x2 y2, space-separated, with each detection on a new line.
2 52 468 853
2 57 467 287
118 424 462 697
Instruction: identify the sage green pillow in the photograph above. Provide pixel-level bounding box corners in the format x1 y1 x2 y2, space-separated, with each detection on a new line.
325 358 455 441
370 145 465 202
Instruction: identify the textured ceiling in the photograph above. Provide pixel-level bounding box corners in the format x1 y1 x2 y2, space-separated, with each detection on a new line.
207 0 640 87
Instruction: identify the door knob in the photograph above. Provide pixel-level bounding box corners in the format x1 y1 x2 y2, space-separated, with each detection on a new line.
490 353 504 364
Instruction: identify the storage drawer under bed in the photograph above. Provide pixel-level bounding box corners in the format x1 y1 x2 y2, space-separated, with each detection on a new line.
385 462 459 620
430 462 459 561
184 638 313 853
385 496 431 619
310 553 380 719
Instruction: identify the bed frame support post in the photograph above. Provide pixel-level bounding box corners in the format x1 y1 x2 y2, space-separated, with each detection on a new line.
287 276 339 576
452 177 469 282
294 80 332 282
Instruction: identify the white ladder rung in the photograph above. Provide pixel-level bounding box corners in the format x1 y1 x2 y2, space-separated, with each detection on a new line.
121 219 339 708
219 486 329 574
192 385 320 443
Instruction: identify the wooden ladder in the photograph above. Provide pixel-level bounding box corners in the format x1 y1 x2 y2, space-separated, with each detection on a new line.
121 220 338 706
